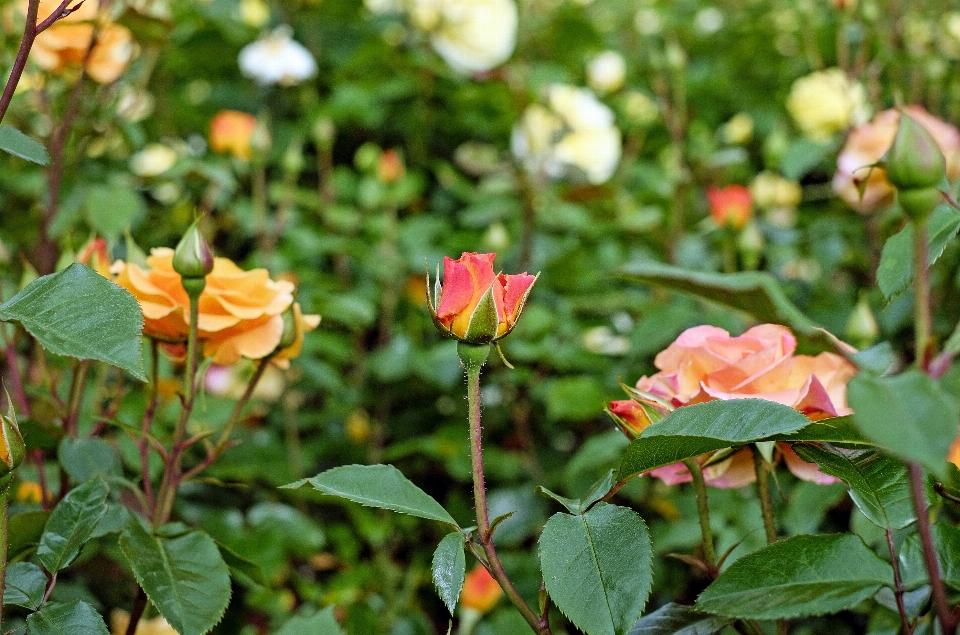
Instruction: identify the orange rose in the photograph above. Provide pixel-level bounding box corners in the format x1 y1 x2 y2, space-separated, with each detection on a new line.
112 248 318 365
632 324 856 487
460 565 502 613
26 0 136 84
833 106 960 213
209 110 258 160
707 185 752 229
949 436 960 470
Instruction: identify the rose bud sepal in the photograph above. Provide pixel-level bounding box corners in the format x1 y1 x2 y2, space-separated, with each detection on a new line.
173 217 214 296
0 386 25 484
457 341 492 371
886 111 947 191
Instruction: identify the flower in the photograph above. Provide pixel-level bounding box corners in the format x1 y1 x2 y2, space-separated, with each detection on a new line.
721 113 754 145
209 110 258 161
628 324 856 486
950 436 960 470
707 185 753 229
110 610 178 635
832 106 960 213
27 0 135 84
129 144 178 177
239 26 317 86
112 248 318 365
750 172 802 210
15 480 43 504
607 397 669 437
427 252 536 344
419 0 518 74
460 565 502 613
0 405 24 479
511 84 623 184
786 68 869 140
586 50 626 94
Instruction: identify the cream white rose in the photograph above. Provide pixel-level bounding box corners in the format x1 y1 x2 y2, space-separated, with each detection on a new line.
427 0 517 74
587 50 626 94
786 68 870 140
239 26 317 86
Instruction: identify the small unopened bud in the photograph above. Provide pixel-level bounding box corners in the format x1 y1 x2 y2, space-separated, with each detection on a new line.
845 292 879 349
282 138 305 175
607 398 669 440
377 149 405 184
277 306 299 350
354 142 381 173
737 220 765 270
173 218 214 281
886 112 947 191
0 388 25 480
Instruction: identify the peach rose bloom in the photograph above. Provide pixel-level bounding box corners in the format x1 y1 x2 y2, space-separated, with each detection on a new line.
209 110 258 160
460 565 503 613
25 0 134 84
112 248 307 365
635 324 856 487
833 106 960 213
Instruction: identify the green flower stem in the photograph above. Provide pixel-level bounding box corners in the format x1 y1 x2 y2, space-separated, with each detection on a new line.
907 462 959 634
682 458 716 572
140 340 160 510
752 447 777 544
153 285 203 528
462 346 550 635
0 483 9 631
885 527 914 635
124 587 147 635
63 359 89 438
913 218 932 371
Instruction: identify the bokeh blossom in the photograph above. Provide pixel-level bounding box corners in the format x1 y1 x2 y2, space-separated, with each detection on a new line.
424 0 518 74
586 50 626 94
707 185 753 229
209 110 258 161
786 68 869 140
460 565 503 613
239 26 317 86
833 106 960 213
512 84 622 184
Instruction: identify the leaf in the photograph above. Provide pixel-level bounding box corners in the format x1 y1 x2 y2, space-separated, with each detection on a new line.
848 370 957 480
275 607 346 635
0 125 50 165
3 561 48 610
432 532 466 614
877 205 960 301
0 264 145 380
84 183 146 239
626 602 732 635
618 262 827 346
37 477 109 573
620 399 811 479
773 416 873 447
539 470 617 515
284 464 459 528
8 509 50 561
780 138 835 181
793 445 914 530
537 486 581 514
216 541 267 586
26 600 109 635
539 502 653 635
695 534 893 619
119 523 231 635
58 437 121 485
899 524 960 591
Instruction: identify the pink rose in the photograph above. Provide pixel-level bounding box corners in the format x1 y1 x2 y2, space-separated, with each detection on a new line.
833 106 960 213
633 324 856 487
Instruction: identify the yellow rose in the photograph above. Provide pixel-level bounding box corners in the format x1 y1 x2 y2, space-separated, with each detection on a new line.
786 68 869 140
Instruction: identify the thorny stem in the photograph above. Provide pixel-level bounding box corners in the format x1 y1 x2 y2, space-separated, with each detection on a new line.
885 527 913 635
752 447 777 545
464 353 551 635
907 463 959 635
683 458 717 572
0 485 8 632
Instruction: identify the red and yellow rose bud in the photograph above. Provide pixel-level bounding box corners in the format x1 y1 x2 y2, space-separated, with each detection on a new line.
377 149 405 184
607 397 670 439
427 252 536 344
707 185 753 229
77 236 112 278
460 565 503 613
0 395 25 481
209 110 258 160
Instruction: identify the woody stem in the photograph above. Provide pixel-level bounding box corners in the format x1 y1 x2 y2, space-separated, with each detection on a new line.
683 458 716 571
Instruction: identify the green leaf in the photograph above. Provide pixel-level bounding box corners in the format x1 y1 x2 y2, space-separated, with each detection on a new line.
275 607 346 635
284 464 459 528
899 524 960 591
432 531 466 614
0 264 145 380
0 125 50 165
773 416 873 447
58 437 121 485
84 183 146 239
848 370 957 480
620 399 811 479
793 445 914 530
695 534 893 619
539 470 617 515
8 509 50 561
780 138 835 181
37 477 109 573
626 602 732 635
539 502 653 635
119 523 231 635
618 262 827 346
216 541 267 586
3 561 48 610
537 486 581 514
876 205 960 301
26 600 109 635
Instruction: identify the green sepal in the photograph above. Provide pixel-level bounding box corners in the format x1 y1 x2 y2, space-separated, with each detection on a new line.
463 282 500 343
